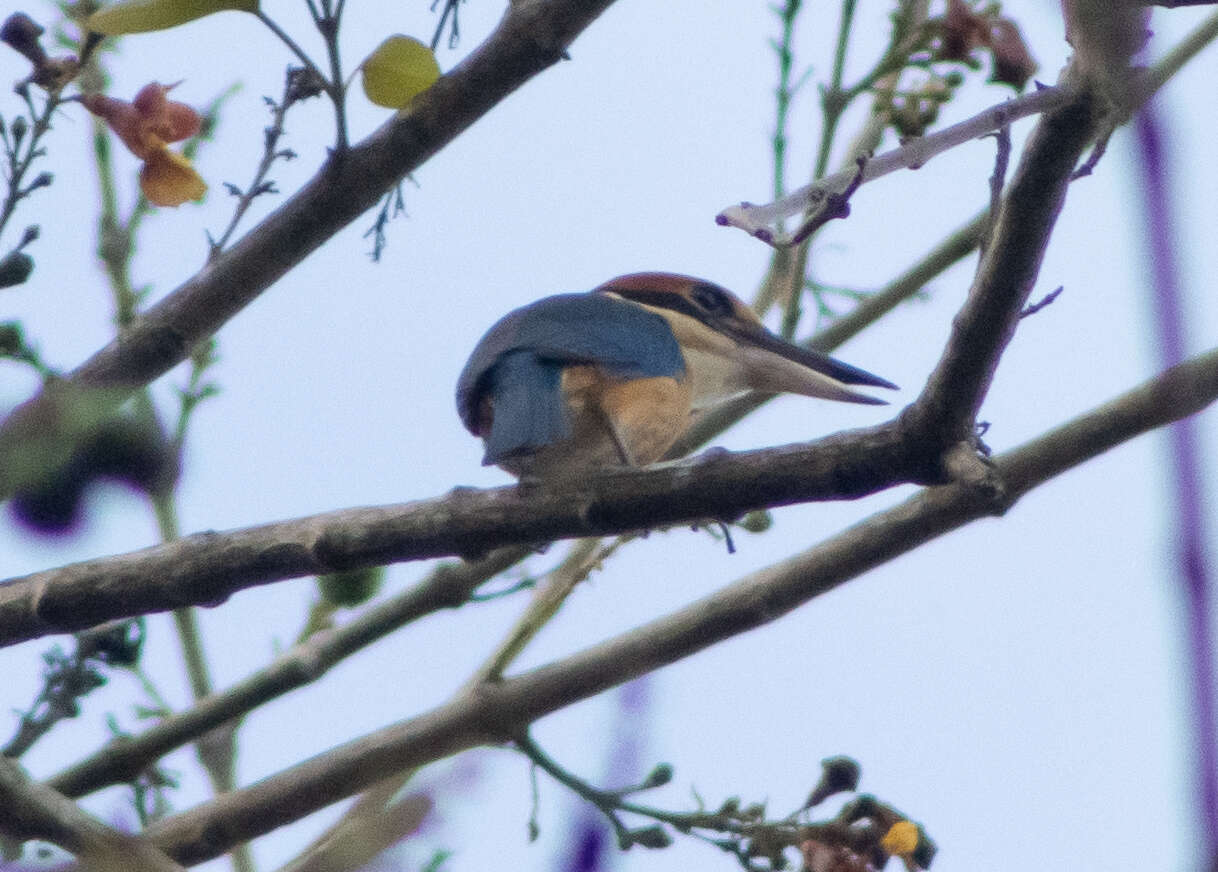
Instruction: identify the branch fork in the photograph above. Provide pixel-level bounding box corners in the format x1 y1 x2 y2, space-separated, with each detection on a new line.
716 85 1070 247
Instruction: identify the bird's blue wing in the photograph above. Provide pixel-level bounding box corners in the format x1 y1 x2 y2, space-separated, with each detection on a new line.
503 294 685 378
455 294 685 458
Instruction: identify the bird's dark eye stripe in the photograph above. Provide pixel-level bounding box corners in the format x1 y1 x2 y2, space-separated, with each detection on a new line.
607 288 708 323
690 282 734 316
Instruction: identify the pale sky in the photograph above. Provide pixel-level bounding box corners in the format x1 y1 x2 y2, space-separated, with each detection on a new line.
3 2 1218 871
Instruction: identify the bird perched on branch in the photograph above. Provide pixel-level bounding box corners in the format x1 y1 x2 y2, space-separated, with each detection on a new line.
456 272 896 478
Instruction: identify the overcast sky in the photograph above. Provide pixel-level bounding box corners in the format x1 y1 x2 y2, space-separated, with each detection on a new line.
3 2 1218 871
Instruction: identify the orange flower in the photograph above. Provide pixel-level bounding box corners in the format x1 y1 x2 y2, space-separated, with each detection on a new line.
139 147 207 206
82 82 206 206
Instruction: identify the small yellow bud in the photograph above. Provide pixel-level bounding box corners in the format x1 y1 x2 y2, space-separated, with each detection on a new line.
360 35 440 108
880 820 919 856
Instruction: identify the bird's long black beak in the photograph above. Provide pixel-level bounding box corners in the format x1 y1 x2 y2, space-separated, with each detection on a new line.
723 319 897 390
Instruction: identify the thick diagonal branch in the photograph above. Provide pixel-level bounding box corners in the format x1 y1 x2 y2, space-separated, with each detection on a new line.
904 82 1099 451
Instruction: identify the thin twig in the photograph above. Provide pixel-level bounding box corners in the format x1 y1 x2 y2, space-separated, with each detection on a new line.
982 123 1011 252
1020 285 1062 318
209 67 319 257
904 84 1098 454
254 10 329 92
430 0 464 51
0 84 61 247
466 538 621 686
515 734 922 867
716 86 1069 245
811 0 858 182
777 0 857 338
770 0 804 213
768 0 929 333
313 2 348 150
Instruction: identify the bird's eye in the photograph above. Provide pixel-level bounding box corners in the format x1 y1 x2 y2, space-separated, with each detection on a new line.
690 283 734 317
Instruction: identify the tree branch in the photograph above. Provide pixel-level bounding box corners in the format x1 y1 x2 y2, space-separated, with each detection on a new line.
0 0 621 499
0 756 186 871
903 81 1099 452
0 419 925 647
716 87 1068 244
44 547 530 799
131 345 1218 867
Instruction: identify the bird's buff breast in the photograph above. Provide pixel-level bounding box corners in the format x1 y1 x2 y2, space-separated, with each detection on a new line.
496 367 692 478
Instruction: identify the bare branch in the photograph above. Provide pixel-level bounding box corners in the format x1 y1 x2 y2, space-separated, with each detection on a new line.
716 86 1068 245
0 756 186 871
904 83 1099 452
132 345 1218 867
0 421 924 647
983 124 1011 250
1020 285 1063 318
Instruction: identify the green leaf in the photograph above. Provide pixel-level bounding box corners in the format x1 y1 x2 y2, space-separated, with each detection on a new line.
360 35 440 109
317 566 385 608
87 0 258 36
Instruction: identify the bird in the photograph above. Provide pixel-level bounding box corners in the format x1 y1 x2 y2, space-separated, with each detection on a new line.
455 272 896 479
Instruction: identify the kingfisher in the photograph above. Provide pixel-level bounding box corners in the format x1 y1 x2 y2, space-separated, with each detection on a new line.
456 273 896 478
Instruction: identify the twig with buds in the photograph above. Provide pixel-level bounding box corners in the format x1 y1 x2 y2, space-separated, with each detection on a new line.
716 85 1068 247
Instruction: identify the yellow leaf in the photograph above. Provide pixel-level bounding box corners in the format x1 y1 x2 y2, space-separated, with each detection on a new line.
87 0 257 35
880 820 919 856
140 147 207 206
360 35 440 109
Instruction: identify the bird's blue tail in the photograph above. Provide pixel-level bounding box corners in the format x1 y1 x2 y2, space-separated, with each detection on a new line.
481 351 569 465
